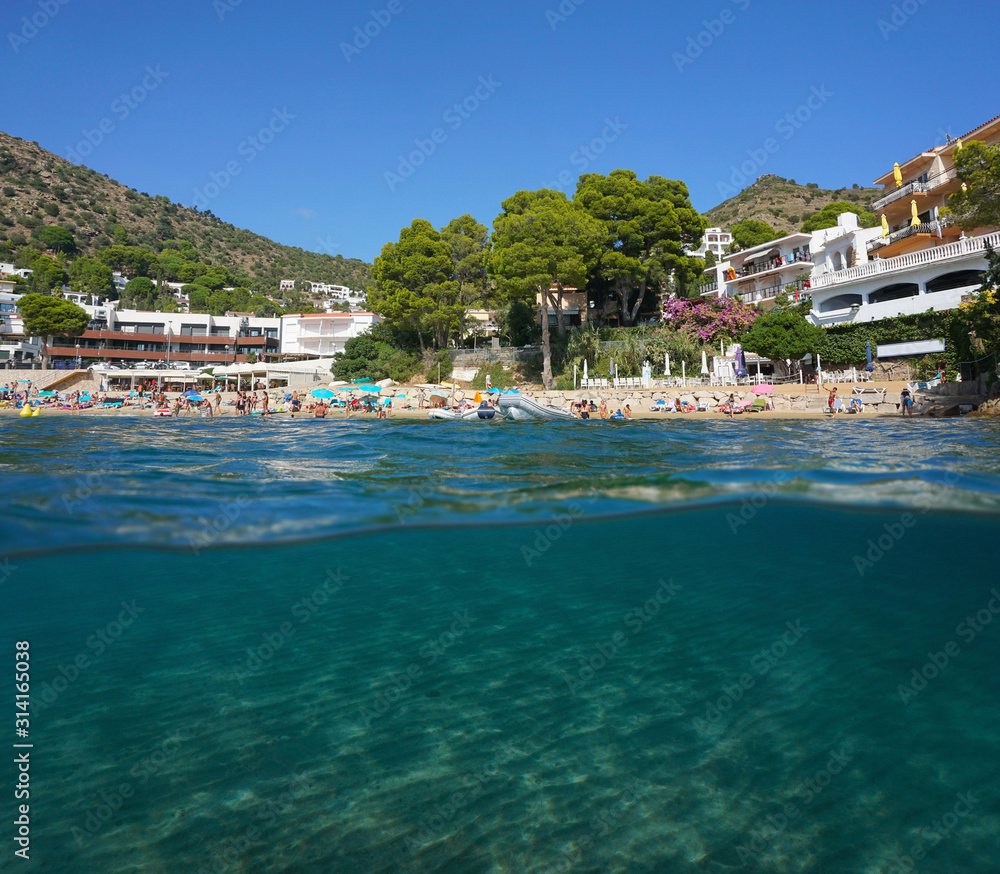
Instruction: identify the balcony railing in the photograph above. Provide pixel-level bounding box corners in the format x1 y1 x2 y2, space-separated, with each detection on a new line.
872 167 958 211
699 280 719 296
811 231 1000 290
867 221 937 254
728 278 811 305
731 252 811 279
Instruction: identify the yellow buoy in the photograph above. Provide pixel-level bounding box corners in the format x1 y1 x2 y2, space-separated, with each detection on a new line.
32 406 41 416
19 405 32 417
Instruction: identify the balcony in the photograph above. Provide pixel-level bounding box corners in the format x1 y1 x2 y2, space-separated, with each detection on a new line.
872 168 958 211
867 221 937 256
729 278 811 306
810 230 1000 290
699 280 719 296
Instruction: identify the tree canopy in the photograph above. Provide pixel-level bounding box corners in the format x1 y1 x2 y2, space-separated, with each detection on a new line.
801 202 878 233
738 308 826 365
730 219 780 250
17 293 90 367
368 218 461 351
947 140 1000 230
489 189 605 387
574 169 706 326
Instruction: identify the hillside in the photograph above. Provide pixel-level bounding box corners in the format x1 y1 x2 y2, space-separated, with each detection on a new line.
0 131 371 295
703 174 884 237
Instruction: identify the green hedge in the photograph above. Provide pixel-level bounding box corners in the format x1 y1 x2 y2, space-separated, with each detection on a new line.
819 311 966 369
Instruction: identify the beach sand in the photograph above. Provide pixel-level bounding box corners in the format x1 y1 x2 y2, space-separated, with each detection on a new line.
0 381 921 420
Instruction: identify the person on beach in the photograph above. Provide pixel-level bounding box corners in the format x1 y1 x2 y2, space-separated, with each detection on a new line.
214 392 222 416
823 385 838 413
900 389 913 417
289 391 300 416
260 392 269 415
624 404 632 419
599 400 608 420
725 393 736 418
314 400 328 418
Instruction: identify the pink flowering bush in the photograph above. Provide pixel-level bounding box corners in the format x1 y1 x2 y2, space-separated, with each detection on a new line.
662 296 759 342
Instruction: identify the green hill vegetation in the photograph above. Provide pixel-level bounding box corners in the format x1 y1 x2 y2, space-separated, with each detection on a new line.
0 131 372 314
703 174 883 241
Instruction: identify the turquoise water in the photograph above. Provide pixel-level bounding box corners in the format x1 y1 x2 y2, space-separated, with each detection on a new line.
3 417 1000 872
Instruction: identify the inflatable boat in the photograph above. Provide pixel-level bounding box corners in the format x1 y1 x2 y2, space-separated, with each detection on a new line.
498 394 575 421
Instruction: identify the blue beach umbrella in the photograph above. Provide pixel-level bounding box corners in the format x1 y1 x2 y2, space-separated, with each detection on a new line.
181 390 201 397
486 387 502 393
311 388 335 398
356 384 382 394
865 342 875 372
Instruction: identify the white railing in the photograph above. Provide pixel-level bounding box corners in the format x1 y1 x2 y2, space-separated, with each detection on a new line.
872 168 958 211
811 231 1000 290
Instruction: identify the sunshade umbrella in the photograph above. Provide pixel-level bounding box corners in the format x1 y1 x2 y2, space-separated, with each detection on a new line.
38 390 57 396
893 162 903 187
881 215 889 238
311 388 335 398
751 384 775 394
865 341 875 373
358 394 380 403
700 350 710 375
910 200 920 227
185 394 204 403
181 390 201 397
486 387 502 393
429 390 449 399
582 359 588 381
356 384 382 394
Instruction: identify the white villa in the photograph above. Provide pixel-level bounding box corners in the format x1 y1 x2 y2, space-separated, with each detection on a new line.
280 311 382 358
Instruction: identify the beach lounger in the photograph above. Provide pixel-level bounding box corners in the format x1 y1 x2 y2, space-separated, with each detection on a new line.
746 398 767 413
828 398 843 414
650 400 667 411
696 399 709 412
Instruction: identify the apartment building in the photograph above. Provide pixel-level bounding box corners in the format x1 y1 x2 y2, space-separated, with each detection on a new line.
280 311 381 357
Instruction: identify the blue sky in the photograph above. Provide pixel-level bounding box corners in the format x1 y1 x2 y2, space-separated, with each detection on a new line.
3 0 997 265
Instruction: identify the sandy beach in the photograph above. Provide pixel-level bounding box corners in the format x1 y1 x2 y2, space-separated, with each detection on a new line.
0 380 924 420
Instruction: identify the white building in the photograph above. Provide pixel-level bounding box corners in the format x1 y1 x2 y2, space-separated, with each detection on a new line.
280 312 382 357
700 232 813 308
690 228 733 260
0 287 40 364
